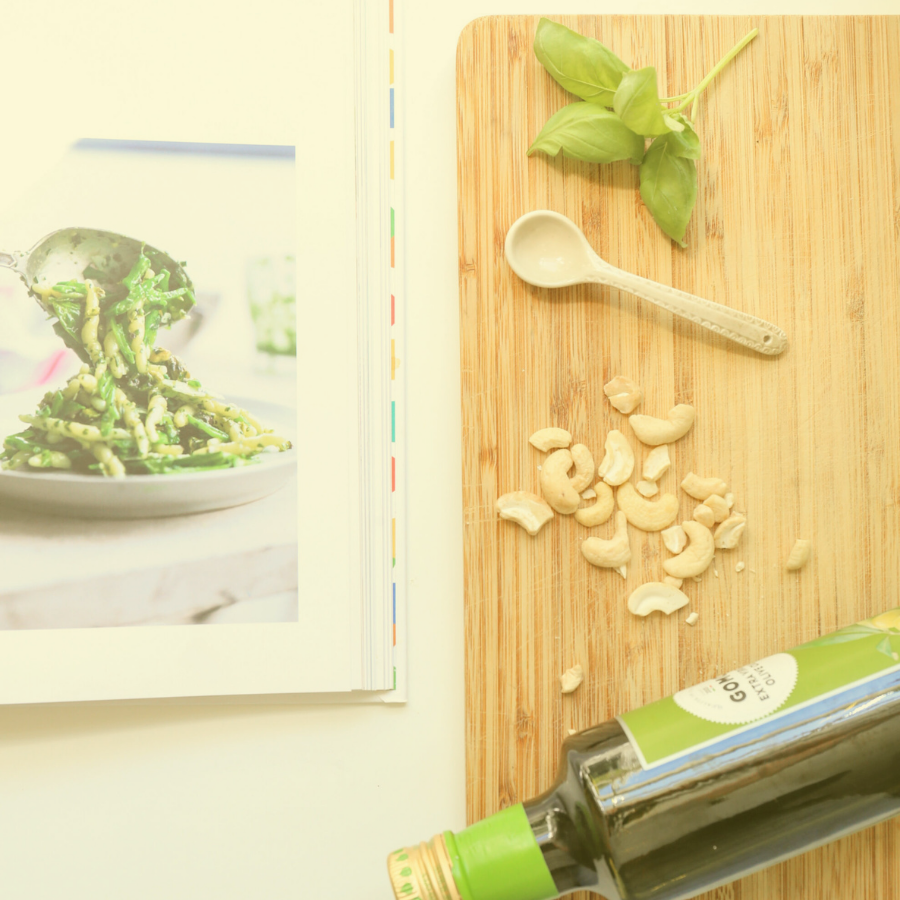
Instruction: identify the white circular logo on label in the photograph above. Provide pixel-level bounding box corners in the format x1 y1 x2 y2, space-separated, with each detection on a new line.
673 653 799 725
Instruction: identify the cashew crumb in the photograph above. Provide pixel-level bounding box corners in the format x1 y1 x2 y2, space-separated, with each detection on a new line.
637 480 659 498
685 612 699 626
604 376 643 414
560 665 584 694
735 561 745 573
786 539 812 571
529 427 572 452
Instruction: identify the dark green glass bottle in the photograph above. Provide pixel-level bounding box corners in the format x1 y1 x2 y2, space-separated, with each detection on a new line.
388 608 900 900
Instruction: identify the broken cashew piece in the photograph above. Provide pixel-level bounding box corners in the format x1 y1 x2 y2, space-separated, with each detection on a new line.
627 582 690 617
581 487 597 500
581 511 631 568
529 427 572 452
692 504 716 528
724 492 735 509
616 482 679 532
663 521 715 578
574 482 615 527
597 430 634 486
714 514 747 550
786 539 812 571
664 575 684 588
495 491 555 536
642 445 671 482
703 494 730 523
560 664 584 694
636 480 659 498
685 612 699 626
681 472 728 501
540 449 581 514
629 404 695 446
661 524 688 554
604 376 643 414
569 444 595 493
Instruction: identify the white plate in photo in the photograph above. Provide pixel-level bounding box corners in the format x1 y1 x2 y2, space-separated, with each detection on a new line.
0 391 297 519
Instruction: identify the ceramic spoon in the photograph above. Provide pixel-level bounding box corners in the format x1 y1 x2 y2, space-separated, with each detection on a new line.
0 227 192 308
505 210 787 356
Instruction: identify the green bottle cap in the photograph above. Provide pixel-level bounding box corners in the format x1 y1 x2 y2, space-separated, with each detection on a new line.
387 805 557 900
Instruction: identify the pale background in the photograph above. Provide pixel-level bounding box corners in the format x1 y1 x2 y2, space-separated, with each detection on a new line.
0 0 894 898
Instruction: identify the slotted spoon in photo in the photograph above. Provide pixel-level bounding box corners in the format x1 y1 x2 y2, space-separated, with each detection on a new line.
0 227 192 308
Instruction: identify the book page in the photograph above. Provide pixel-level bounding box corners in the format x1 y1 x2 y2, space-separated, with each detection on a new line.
0 1 360 702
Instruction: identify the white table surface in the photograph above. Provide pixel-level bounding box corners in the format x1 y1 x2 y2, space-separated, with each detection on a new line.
0 1 891 898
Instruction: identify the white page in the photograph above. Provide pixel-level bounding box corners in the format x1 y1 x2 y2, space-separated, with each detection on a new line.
0 0 360 702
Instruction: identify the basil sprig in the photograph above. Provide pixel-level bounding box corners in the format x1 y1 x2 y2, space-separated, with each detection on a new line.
529 18 757 245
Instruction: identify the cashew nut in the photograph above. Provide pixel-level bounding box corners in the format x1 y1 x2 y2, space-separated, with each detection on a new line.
529 427 572 452
570 444 595 493
627 582 690 617
703 494 730 523
692 504 716 528
616 482 679 532
661 524 688 554
636 480 659 498
603 375 643 414
597 430 634 486
581 511 631 568
560 664 584 694
681 472 728 501
574 482 615 527
664 575 684 588
714 514 747 550
663 521 715 578
540 449 581 514
685 611 699 626
642 444 671 481
496 491 555 536
786 539 811 571
629 404 695 446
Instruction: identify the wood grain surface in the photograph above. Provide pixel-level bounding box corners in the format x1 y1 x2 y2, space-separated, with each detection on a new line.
456 15 900 899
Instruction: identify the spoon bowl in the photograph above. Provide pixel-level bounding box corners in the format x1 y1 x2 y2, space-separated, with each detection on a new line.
504 210 598 288
506 210 599 288
0 227 192 309
505 210 787 356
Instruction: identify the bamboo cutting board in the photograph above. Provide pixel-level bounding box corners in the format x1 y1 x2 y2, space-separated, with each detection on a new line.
457 15 900 900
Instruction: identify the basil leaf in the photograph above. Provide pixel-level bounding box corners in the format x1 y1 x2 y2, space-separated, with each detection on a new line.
533 18 629 107
639 134 698 246
528 103 644 164
666 114 701 159
613 67 671 136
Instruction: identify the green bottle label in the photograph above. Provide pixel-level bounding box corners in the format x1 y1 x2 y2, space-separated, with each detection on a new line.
618 608 900 769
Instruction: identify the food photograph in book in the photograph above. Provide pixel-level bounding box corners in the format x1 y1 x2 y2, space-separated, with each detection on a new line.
0 139 299 630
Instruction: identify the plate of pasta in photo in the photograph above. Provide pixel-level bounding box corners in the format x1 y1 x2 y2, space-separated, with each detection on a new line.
0 230 296 518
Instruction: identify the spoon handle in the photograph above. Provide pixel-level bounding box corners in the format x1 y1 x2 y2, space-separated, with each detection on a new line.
599 266 787 356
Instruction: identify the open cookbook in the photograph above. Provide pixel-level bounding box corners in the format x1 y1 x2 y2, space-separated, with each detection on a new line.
0 0 404 704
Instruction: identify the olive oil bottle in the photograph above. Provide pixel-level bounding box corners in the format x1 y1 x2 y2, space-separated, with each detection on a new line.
388 608 900 900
